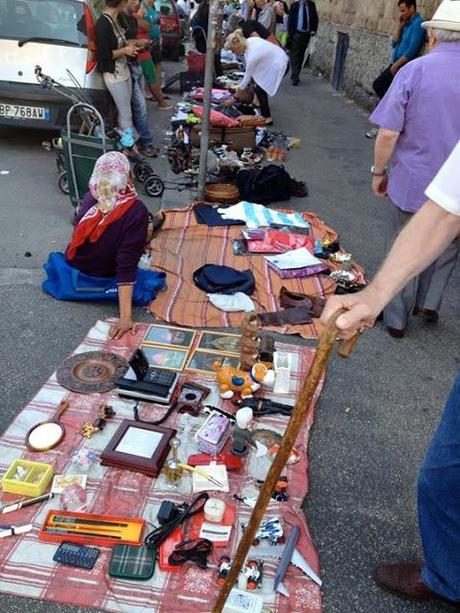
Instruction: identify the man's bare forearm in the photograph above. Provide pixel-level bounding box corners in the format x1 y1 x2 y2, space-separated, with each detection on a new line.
390 55 409 75
371 201 460 305
374 128 400 174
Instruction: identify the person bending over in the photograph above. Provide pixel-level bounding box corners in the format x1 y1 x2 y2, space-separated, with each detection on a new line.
225 29 287 124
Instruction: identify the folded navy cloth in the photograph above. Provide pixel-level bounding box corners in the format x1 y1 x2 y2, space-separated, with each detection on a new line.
193 264 255 295
193 204 245 227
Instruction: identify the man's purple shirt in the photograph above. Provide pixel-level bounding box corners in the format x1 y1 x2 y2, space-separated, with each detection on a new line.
371 42 460 213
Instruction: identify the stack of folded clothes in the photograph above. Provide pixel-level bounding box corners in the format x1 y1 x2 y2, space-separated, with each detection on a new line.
265 247 329 279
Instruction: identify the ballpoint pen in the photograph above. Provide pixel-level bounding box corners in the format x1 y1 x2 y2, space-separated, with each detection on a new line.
1 492 54 514
52 516 128 527
52 523 123 534
44 528 122 540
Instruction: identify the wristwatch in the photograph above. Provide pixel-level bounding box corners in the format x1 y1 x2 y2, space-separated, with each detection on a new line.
371 165 387 177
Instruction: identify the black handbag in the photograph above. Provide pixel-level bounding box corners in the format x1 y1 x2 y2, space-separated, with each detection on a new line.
237 164 292 204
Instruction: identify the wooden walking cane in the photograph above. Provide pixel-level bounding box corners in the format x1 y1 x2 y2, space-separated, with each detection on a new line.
212 309 359 612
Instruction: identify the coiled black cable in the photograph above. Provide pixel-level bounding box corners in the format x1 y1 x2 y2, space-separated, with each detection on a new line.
144 492 209 549
168 538 213 569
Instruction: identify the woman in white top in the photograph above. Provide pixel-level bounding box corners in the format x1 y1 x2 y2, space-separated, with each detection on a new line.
226 29 288 124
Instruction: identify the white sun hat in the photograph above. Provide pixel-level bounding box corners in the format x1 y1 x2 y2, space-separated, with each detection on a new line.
422 0 460 31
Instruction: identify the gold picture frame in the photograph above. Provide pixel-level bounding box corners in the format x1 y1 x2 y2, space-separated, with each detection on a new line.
140 345 189 371
143 324 196 349
196 331 241 355
185 349 240 375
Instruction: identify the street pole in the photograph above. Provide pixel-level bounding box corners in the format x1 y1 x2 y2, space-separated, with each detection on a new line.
197 0 219 198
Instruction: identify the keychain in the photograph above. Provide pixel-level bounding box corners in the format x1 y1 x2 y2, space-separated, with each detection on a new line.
80 404 115 439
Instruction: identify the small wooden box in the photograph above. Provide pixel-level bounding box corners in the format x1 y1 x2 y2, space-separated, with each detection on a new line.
190 125 256 150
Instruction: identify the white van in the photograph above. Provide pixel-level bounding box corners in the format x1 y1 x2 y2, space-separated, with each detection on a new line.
0 0 109 128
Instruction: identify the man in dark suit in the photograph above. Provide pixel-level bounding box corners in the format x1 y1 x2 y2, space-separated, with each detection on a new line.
288 0 318 85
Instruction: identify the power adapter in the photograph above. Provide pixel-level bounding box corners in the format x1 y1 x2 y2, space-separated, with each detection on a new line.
157 500 180 525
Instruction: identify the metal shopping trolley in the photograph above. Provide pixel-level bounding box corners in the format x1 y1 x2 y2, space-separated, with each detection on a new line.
36 66 167 215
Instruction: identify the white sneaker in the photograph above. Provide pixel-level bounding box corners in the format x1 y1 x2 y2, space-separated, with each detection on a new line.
365 127 378 139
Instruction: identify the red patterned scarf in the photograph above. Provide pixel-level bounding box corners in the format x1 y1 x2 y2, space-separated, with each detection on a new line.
66 186 137 260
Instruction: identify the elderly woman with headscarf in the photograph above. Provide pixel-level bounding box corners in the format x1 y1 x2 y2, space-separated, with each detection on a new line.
43 152 165 340
225 29 288 124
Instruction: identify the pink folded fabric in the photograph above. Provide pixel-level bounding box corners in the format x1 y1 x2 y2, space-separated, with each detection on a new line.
192 105 239 128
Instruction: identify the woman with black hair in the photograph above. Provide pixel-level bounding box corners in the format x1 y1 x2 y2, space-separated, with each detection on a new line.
96 0 138 147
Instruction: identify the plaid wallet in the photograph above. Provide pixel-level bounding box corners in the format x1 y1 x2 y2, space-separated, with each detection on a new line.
109 545 156 580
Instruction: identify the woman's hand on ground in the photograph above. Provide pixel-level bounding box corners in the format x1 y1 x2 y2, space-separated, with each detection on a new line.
109 318 136 340
320 290 384 338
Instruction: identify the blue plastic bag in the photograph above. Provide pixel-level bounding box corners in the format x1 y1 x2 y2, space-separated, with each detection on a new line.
42 252 166 306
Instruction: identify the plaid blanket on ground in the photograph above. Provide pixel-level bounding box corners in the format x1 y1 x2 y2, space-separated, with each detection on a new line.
148 205 364 338
0 320 324 612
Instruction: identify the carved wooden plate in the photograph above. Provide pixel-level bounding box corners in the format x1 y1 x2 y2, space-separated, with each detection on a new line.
57 351 129 393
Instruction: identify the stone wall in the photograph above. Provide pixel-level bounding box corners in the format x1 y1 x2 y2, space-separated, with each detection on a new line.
314 0 441 34
309 0 442 108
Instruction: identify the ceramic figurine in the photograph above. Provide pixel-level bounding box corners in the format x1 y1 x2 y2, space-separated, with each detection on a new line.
231 407 255 456
271 476 289 502
245 560 263 590
239 312 260 371
213 361 275 399
217 556 232 585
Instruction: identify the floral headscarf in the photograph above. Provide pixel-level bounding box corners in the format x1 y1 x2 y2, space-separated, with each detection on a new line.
89 151 134 213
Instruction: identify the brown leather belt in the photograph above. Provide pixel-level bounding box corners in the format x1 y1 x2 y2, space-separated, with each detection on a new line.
258 306 313 325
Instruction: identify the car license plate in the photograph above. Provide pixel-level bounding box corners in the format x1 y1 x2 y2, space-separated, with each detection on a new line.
0 103 51 120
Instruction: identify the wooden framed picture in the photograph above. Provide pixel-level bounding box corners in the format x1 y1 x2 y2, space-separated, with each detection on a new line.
143 324 196 349
185 350 240 375
100 420 176 478
197 331 241 355
140 345 188 371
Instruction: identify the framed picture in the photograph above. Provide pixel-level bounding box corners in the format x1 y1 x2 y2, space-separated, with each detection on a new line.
186 350 240 374
143 324 196 349
100 420 176 478
197 331 241 355
141 346 188 371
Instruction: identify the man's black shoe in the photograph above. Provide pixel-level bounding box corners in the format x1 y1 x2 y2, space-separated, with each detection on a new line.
292 79 299 86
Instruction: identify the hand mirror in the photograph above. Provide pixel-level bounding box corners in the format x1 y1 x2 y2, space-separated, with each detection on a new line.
26 399 70 452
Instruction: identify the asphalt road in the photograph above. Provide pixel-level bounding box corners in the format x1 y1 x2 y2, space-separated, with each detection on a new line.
0 64 459 613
